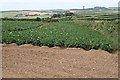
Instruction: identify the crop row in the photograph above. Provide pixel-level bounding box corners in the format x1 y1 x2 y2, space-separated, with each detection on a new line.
74 20 118 50
2 21 113 52
2 21 43 32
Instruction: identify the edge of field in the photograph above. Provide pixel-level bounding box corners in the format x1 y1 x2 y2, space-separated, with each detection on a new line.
0 43 118 54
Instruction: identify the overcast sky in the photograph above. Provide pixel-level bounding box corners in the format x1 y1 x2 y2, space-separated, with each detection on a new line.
0 0 119 11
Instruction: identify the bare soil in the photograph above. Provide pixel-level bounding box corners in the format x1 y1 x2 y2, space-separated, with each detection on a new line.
1 43 118 78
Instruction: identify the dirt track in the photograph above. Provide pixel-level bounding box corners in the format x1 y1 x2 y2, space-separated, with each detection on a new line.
1 44 118 78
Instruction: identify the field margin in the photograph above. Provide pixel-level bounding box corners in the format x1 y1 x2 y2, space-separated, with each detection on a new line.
0 12 2 79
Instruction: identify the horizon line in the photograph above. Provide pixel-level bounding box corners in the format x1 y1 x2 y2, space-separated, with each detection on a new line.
0 6 118 11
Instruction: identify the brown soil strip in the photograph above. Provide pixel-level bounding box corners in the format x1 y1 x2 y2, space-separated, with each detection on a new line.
1 44 118 78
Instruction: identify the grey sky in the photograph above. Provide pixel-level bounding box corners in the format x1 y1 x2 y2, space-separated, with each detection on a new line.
0 0 119 11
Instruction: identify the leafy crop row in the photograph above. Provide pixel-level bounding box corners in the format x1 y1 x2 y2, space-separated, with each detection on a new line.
2 21 113 52
2 21 43 32
74 20 118 51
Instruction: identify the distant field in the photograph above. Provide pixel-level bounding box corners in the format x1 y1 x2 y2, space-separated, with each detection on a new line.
15 15 51 19
74 13 118 20
0 10 118 19
0 11 54 19
0 11 29 18
74 10 118 15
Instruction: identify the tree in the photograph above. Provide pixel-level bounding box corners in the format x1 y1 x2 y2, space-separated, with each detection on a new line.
36 17 41 21
51 14 61 18
65 12 74 16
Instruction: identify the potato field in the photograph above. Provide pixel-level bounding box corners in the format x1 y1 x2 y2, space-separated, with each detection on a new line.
2 20 117 52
